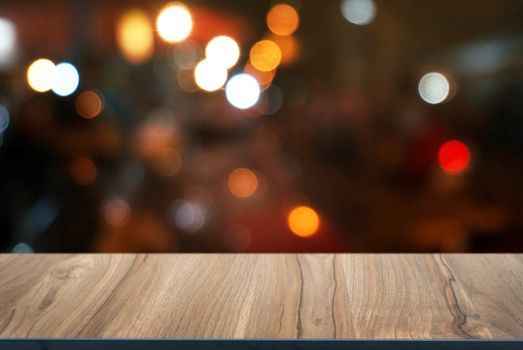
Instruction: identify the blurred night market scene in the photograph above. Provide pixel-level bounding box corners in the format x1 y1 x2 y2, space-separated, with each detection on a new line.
0 0 522 253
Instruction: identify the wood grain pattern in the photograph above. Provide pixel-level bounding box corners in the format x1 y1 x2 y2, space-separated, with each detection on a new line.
0 254 522 339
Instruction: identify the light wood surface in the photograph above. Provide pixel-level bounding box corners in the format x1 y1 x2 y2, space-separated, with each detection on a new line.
0 254 522 339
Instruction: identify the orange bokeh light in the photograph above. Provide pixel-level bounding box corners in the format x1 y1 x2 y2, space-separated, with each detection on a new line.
267 34 299 65
266 4 299 36
228 168 258 198
76 90 103 119
249 40 282 72
287 206 320 238
103 198 131 228
244 63 275 90
70 157 97 185
438 140 471 174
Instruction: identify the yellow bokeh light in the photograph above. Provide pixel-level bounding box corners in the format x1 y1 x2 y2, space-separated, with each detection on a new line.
228 168 258 198
194 58 228 92
266 4 300 36
288 206 320 238
27 58 55 92
244 63 275 91
76 90 103 119
157 3 193 43
116 9 154 64
267 34 299 65
205 35 240 69
249 40 282 72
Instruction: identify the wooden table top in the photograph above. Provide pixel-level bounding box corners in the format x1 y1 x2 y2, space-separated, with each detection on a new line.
1 254 522 340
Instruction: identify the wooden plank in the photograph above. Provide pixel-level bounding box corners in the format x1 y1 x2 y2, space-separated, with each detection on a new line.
0 254 522 339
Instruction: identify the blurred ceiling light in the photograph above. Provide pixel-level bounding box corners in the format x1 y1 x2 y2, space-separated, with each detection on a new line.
266 4 300 36
103 198 131 228
157 3 193 43
70 157 97 185
341 0 377 26
418 72 450 104
228 168 258 198
287 206 320 238
76 90 104 119
249 39 282 72
194 58 228 91
205 35 240 69
438 140 471 174
244 63 275 91
52 62 80 97
0 18 16 66
225 73 261 109
267 34 299 65
27 58 56 92
116 9 154 65
0 105 9 133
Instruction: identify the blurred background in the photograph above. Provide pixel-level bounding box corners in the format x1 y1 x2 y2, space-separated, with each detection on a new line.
0 0 522 253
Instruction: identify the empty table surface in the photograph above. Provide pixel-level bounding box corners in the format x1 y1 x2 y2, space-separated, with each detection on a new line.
1 254 522 339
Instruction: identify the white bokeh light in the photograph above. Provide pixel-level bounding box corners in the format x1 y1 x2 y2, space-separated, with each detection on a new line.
205 36 240 69
341 0 376 26
194 59 228 92
418 72 450 104
27 58 56 92
168 200 205 233
0 18 16 66
52 62 80 97
225 73 261 110
157 3 193 43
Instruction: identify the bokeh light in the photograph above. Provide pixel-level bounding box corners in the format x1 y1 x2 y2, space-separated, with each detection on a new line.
418 72 450 104
341 0 377 26
244 63 275 91
171 40 202 69
150 146 182 177
256 85 283 115
52 62 80 97
0 18 16 66
70 157 97 185
103 198 131 228
194 58 228 92
438 140 471 174
0 105 9 133
266 4 300 36
205 35 240 69
228 167 258 198
27 58 55 92
76 90 104 119
168 200 205 232
267 34 299 65
225 73 261 109
116 9 154 65
288 206 320 238
157 3 193 43
249 40 282 72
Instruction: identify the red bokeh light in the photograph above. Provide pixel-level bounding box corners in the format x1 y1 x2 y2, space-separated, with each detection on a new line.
438 140 471 174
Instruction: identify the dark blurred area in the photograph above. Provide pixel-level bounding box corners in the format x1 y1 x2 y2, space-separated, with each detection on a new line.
0 0 522 253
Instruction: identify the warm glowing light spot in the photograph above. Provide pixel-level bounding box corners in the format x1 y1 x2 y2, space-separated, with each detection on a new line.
205 35 240 69
194 59 228 92
27 58 55 92
249 40 282 72
244 63 275 91
267 34 299 65
70 157 97 185
341 0 376 26
228 168 258 198
76 90 103 119
150 147 182 177
116 9 154 64
418 72 450 104
52 62 80 97
438 140 471 174
225 73 261 109
103 198 131 227
157 3 193 43
288 206 320 238
0 18 16 66
266 4 299 36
